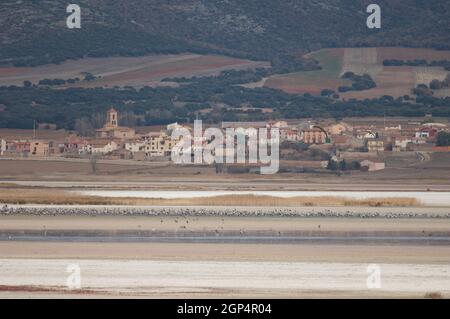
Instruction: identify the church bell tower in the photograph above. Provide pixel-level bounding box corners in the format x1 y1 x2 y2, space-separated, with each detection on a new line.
106 107 118 128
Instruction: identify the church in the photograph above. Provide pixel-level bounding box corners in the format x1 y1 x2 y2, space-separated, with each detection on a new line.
96 108 135 140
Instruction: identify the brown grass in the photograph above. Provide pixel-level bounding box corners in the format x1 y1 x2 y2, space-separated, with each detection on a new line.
0 188 421 207
424 292 444 299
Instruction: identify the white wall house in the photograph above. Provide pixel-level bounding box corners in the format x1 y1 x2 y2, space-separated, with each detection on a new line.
361 160 386 171
80 141 118 155
0 139 6 156
125 141 146 153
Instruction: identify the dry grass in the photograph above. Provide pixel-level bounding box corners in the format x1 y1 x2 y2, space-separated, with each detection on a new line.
0 188 421 207
424 292 444 299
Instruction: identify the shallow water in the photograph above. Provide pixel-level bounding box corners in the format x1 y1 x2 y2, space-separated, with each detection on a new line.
2 235 450 245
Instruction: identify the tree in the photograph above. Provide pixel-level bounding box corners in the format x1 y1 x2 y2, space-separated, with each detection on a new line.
430 79 443 90
413 85 433 97
351 161 361 170
342 72 355 79
339 159 347 171
436 131 450 146
321 89 335 97
338 86 351 93
84 73 96 81
74 117 94 136
214 163 224 174
327 159 338 171
90 155 98 174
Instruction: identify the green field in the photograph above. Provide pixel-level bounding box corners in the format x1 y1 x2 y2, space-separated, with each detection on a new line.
265 48 349 94
265 47 450 98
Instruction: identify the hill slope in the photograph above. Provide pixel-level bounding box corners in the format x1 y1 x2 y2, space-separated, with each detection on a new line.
1 0 449 66
265 47 450 98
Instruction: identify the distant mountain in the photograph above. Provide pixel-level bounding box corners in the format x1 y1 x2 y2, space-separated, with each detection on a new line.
1 0 449 66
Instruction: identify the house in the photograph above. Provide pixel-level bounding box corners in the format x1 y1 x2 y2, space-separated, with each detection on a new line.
96 108 135 140
331 135 356 149
62 135 86 154
0 139 5 156
14 141 31 155
124 132 174 158
328 122 353 135
360 160 385 171
280 128 302 142
385 124 401 131
303 127 327 144
167 122 185 133
1 141 16 156
356 130 377 140
411 137 427 145
422 122 447 129
222 121 268 130
125 140 146 153
143 131 178 157
268 121 288 129
415 127 438 139
393 136 412 152
80 140 118 155
366 138 385 152
30 140 50 157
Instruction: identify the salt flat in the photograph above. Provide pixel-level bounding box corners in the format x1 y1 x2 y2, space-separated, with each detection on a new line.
0 258 449 298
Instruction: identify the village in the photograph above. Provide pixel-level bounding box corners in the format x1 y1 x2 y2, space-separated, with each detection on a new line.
1 107 449 173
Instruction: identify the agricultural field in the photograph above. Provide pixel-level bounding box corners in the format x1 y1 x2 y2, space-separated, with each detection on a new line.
264 47 450 99
264 48 350 95
0 54 269 88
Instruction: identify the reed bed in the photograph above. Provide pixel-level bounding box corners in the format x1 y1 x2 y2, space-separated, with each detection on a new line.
0 188 421 207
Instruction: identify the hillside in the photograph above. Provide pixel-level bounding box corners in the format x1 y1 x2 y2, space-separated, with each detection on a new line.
0 54 269 88
0 1 449 129
265 47 450 98
1 0 449 66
